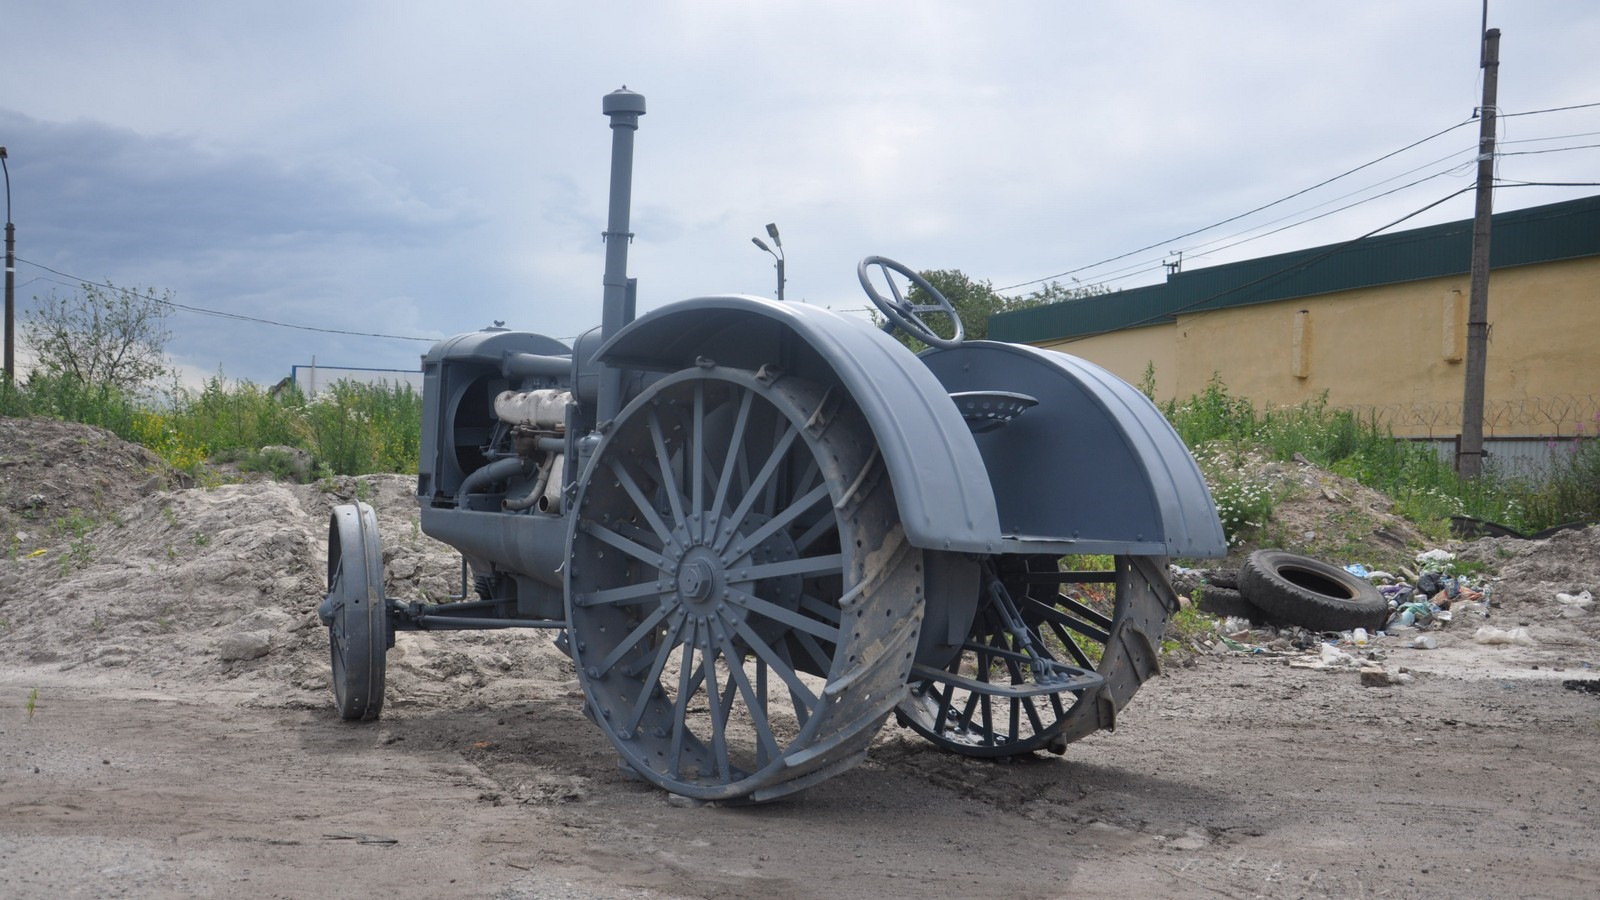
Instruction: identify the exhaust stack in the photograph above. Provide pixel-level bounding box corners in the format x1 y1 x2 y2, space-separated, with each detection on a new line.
597 87 646 423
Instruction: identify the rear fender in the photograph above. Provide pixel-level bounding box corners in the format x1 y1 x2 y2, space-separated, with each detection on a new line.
595 295 1003 553
919 341 1227 558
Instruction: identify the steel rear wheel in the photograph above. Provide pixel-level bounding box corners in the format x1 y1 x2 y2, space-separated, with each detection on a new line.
897 554 1177 756
567 367 924 802
323 502 389 721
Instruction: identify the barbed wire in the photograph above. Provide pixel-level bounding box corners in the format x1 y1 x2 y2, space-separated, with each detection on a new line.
1344 395 1600 437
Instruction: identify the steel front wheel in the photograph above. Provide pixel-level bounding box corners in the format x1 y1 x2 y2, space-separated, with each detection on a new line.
567 367 924 802
322 502 389 721
897 554 1177 756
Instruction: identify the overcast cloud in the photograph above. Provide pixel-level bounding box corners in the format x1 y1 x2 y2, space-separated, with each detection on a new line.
3 1 1597 385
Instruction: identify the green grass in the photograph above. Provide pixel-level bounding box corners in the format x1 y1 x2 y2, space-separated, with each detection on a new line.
1164 378 1598 538
5 367 1595 539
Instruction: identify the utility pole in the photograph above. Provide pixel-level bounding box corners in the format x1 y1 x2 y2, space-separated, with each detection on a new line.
2 146 14 386
1459 27 1499 478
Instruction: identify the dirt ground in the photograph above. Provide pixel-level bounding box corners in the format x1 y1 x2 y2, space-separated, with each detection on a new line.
3 418 1599 899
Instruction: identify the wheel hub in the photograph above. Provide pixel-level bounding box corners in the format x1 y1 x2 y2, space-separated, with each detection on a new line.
672 547 725 614
677 558 715 601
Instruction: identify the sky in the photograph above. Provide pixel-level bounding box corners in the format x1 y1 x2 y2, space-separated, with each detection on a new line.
3 1 1598 387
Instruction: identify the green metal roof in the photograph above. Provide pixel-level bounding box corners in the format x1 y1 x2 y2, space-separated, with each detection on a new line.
989 194 1600 343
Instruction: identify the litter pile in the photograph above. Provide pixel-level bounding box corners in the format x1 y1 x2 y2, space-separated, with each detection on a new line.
1179 530 1600 685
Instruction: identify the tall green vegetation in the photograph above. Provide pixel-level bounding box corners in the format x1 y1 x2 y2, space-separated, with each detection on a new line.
2 370 421 477
5 281 420 477
1161 375 1598 541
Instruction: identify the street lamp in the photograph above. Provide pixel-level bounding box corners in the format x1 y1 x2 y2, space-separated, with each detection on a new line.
2 146 13 385
750 222 786 301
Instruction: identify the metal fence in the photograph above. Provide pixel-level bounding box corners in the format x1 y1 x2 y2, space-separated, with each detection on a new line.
1410 435 1593 480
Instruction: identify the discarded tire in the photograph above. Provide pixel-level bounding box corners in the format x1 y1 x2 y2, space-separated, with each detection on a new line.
1238 550 1387 633
1196 585 1267 622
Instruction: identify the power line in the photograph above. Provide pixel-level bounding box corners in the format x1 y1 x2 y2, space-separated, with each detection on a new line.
1045 143 1479 295
1160 147 1477 272
1000 103 1599 296
14 257 440 342
1054 188 1477 343
1498 129 1600 146
1495 179 1600 187
1498 142 1600 157
1166 167 1470 270
995 116 1477 292
1500 100 1600 118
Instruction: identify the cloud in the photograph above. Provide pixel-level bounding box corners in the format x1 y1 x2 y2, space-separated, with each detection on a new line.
2 1 1597 384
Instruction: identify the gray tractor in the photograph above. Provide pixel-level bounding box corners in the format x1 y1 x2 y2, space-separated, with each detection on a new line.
320 88 1226 803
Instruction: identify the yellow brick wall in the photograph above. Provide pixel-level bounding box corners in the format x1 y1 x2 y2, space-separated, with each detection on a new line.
1038 255 1600 437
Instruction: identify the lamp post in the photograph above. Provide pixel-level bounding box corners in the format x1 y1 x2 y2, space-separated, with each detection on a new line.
750 222 785 301
2 146 13 385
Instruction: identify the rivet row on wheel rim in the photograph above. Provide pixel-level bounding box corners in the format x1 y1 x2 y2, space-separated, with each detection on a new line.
566 367 925 802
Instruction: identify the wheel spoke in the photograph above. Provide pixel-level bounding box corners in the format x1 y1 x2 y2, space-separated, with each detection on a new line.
708 630 738 780
953 667 983 733
793 509 838 555
726 585 842 644
691 383 706 522
710 388 755 528
797 593 843 625
758 416 788 516
793 629 834 673
724 480 831 560
1048 620 1096 669
605 457 681 554
777 641 811 728
592 603 675 677
578 520 668 570
572 579 669 608
711 624 783 767
1030 593 1114 631
697 629 729 780
730 552 844 583
717 420 801 552
646 407 689 528
725 612 819 718
932 680 958 733
1027 598 1111 644
669 619 698 779
624 613 686 737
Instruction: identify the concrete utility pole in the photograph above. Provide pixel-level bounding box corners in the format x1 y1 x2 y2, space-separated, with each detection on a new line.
1459 27 1500 478
2 146 14 386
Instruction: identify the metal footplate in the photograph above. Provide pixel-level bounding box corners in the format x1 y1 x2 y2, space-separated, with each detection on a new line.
910 652 1104 700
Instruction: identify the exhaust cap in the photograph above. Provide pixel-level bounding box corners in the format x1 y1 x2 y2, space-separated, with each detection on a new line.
602 87 646 117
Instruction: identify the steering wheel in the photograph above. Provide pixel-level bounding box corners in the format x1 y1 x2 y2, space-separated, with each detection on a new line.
856 256 964 349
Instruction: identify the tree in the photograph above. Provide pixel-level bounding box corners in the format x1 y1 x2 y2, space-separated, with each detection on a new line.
878 269 1109 349
24 282 173 395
